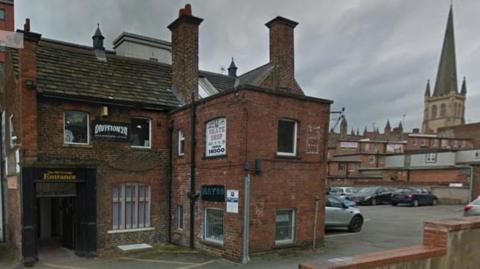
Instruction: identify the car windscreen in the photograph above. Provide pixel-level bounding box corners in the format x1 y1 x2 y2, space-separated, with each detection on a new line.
357 187 377 195
472 198 480 205
394 188 414 194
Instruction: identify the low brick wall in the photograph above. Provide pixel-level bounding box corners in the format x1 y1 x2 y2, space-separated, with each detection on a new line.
299 216 480 269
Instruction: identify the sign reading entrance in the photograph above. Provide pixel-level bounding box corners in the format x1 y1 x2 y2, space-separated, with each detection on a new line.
201 185 225 202
93 121 129 141
42 170 77 181
206 118 226 157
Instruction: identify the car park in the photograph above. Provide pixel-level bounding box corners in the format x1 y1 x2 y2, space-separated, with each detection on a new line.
352 186 395 205
325 195 364 232
391 187 438 207
464 197 480 217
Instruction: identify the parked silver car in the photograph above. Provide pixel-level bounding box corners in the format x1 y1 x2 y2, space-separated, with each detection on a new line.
325 195 364 232
464 197 480 217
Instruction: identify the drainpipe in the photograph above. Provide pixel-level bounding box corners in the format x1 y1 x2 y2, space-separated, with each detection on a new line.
187 92 199 249
242 172 250 264
0 112 4 242
167 121 174 243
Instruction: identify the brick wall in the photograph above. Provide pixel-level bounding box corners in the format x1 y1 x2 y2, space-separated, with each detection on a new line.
36 98 170 252
170 88 330 260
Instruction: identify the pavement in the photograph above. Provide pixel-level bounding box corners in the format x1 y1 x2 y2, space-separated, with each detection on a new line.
3 204 464 269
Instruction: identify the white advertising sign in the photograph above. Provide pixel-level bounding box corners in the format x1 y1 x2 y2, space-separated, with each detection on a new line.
226 189 239 213
206 118 227 157
340 142 358 149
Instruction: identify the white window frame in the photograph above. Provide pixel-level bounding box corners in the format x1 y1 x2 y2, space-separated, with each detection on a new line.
64 111 90 145
178 129 185 156
426 153 437 163
131 117 152 149
112 184 151 231
9 114 16 148
277 119 298 157
275 209 295 245
203 208 224 245
15 149 20 173
176 204 184 230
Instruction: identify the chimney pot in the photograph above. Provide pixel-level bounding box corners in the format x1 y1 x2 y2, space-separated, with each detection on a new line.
24 18 30 32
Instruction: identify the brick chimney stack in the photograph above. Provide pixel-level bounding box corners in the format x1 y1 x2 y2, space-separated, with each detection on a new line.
168 4 203 104
265 16 303 95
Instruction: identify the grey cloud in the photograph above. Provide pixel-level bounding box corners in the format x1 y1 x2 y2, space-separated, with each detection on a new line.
15 0 480 132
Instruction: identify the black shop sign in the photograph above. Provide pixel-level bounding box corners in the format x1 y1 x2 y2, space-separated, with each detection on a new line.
93 121 129 141
201 185 225 202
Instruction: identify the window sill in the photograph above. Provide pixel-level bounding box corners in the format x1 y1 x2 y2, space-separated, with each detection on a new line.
200 239 224 249
107 227 155 234
202 155 227 160
275 154 301 160
130 146 152 150
63 143 93 148
174 229 184 234
274 240 297 248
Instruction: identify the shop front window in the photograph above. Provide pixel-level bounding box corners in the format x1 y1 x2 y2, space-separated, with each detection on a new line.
204 208 224 244
64 111 89 145
112 184 151 230
131 118 151 148
275 209 295 244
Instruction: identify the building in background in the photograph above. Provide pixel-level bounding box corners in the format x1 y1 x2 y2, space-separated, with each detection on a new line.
422 5 467 133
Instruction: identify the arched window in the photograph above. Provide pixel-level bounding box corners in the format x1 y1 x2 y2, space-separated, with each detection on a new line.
431 105 437 119
440 104 447 118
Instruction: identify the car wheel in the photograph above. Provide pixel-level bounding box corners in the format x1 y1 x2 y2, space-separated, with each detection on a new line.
413 200 419 207
371 198 377 206
432 199 438 206
392 203 397 206
348 215 363 232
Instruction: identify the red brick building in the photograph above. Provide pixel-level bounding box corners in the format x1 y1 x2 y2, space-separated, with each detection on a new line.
1 4 331 265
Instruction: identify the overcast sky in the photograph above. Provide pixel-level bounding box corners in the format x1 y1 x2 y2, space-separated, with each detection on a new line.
15 0 480 133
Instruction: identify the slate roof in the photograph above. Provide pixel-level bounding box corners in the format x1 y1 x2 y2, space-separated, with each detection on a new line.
9 38 236 109
237 63 274 87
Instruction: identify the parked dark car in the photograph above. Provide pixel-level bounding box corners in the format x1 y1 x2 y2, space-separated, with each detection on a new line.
352 186 395 205
391 187 438 207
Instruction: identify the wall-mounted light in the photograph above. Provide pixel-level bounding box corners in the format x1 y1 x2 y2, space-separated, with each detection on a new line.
25 79 35 89
100 106 109 117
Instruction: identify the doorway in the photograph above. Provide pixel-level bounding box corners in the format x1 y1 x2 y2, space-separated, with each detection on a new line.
36 180 77 258
37 197 76 251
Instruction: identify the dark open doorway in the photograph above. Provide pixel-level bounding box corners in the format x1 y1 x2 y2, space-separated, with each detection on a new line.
37 197 76 252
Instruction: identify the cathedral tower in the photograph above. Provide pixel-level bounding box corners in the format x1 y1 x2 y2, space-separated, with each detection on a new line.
422 5 466 133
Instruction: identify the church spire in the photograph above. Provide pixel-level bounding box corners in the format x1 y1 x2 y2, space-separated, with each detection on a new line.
433 5 458 96
425 80 431 97
461 76 467 95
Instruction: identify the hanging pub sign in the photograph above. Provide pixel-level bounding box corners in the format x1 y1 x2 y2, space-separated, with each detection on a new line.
93 121 129 141
206 118 227 157
201 185 225 202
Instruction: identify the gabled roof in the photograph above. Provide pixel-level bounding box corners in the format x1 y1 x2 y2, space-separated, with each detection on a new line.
9 38 236 109
237 63 274 87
